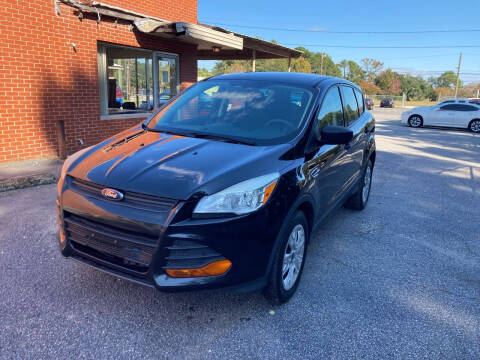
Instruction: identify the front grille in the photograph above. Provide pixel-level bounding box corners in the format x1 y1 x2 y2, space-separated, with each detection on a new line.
69 177 177 212
64 212 159 274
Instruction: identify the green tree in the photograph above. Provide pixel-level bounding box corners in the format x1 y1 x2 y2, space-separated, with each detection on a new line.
295 47 341 77
198 67 212 78
338 60 348 78
361 58 384 82
430 71 462 88
399 74 435 100
375 69 399 94
346 60 366 84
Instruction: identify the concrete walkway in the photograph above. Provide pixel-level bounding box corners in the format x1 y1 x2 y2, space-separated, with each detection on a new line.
0 159 63 192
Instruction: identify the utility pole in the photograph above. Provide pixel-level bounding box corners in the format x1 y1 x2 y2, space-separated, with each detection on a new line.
476 88 479 98
454 52 462 98
320 53 325 75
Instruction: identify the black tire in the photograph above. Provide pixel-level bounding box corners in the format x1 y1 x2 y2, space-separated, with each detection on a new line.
469 119 480 133
408 115 423 128
264 211 308 305
345 159 373 211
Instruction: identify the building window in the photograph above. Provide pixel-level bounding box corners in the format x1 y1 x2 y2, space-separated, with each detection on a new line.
98 43 180 116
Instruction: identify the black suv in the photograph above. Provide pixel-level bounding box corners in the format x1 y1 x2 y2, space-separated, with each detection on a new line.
57 72 376 303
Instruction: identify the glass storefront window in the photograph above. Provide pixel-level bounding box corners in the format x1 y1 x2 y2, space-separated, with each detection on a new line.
98 43 179 116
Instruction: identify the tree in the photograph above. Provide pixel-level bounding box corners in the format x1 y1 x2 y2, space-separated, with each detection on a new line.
399 74 435 100
338 60 348 78
211 60 249 75
346 60 366 84
295 47 341 77
358 81 382 95
375 69 400 94
198 67 212 78
430 71 462 88
361 58 384 82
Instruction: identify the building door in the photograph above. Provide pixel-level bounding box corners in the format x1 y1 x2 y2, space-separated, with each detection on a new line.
153 52 180 109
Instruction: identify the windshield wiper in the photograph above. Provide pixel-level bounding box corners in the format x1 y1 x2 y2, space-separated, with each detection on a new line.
185 132 256 146
142 125 255 145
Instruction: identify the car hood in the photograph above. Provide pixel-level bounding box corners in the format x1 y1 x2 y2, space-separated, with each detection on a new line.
67 126 294 200
411 106 430 112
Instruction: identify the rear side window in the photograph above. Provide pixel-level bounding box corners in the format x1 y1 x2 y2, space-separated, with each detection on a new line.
441 104 466 111
461 105 479 111
354 88 364 114
340 86 359 126
317 87 344 129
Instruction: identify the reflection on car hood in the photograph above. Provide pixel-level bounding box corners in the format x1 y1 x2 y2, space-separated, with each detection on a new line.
67 126 293 200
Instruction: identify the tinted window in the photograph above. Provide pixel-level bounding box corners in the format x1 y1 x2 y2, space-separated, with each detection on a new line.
461 105 479 111
340 86 359 126
317 87 344 129
440 104 460 111
147 79 314 145
354 88 365 114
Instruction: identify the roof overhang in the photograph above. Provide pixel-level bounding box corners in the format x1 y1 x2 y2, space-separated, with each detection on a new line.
59 0 302 60
135 19 244 51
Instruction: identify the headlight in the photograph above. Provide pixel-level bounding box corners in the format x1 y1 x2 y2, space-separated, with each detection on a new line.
193 173 279 215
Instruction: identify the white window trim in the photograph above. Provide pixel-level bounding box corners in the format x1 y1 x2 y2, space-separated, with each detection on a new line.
97 42 180 119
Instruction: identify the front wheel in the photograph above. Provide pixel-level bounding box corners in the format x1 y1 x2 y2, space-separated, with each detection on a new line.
264 211 308 304
469 119 480 133
408 115 423 128
345 159 373 210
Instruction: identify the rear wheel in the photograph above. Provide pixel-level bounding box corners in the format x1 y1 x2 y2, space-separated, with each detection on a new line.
469 119 480 133
345 159 373 211
408 115 423 128
264 211 308 304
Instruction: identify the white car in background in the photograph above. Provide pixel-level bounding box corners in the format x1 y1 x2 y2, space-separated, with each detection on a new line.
401 99 480 133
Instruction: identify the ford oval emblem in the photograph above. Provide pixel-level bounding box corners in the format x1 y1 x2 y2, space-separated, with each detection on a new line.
101 188 124 201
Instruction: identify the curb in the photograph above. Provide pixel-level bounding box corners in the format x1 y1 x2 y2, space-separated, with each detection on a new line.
0 173 57 192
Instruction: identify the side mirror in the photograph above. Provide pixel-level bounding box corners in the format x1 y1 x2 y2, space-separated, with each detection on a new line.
320 125 353 145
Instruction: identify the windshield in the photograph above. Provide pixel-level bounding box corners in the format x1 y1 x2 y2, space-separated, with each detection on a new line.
146 79 315 145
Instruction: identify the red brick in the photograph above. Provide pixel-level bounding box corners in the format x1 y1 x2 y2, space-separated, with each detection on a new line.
0 0 198 162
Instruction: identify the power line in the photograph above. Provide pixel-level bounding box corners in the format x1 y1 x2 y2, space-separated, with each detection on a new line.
202 21 480 34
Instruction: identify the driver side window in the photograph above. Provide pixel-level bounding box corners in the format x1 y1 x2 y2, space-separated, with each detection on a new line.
317 86 344 130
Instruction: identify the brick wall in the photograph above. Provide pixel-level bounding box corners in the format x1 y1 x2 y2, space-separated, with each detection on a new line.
0 0 198 162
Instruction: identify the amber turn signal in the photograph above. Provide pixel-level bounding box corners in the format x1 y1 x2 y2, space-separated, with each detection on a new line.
262 181 277 205
166 259 232 278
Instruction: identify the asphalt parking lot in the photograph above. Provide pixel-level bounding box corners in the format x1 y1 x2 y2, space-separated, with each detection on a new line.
1 107 480 359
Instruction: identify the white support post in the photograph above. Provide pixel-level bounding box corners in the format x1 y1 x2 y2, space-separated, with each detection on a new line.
252 50 256 72
287 57 291 72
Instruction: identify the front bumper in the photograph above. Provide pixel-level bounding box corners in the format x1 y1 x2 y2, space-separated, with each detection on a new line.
401 112 410 124
57 177 287 292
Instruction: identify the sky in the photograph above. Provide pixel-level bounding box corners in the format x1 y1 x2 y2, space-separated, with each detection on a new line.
198 0 480 84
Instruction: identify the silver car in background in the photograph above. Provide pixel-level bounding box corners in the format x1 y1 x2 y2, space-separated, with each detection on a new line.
402 99 480 133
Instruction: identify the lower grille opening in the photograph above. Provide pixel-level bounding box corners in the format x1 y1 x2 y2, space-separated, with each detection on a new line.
71 240 149 274
64 212 159 276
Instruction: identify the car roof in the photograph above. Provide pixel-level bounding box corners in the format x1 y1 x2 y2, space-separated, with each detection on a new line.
439 98 473 103
206 72 359 89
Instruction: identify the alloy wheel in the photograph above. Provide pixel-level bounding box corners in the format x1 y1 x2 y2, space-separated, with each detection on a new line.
282 224 305 291
409 116 422 127
470 120 480 133
362 165 372 204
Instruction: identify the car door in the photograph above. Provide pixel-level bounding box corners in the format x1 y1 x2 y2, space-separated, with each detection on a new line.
455 104 479 128
304 86 353 212
432 104 457 126
340 85 365 188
